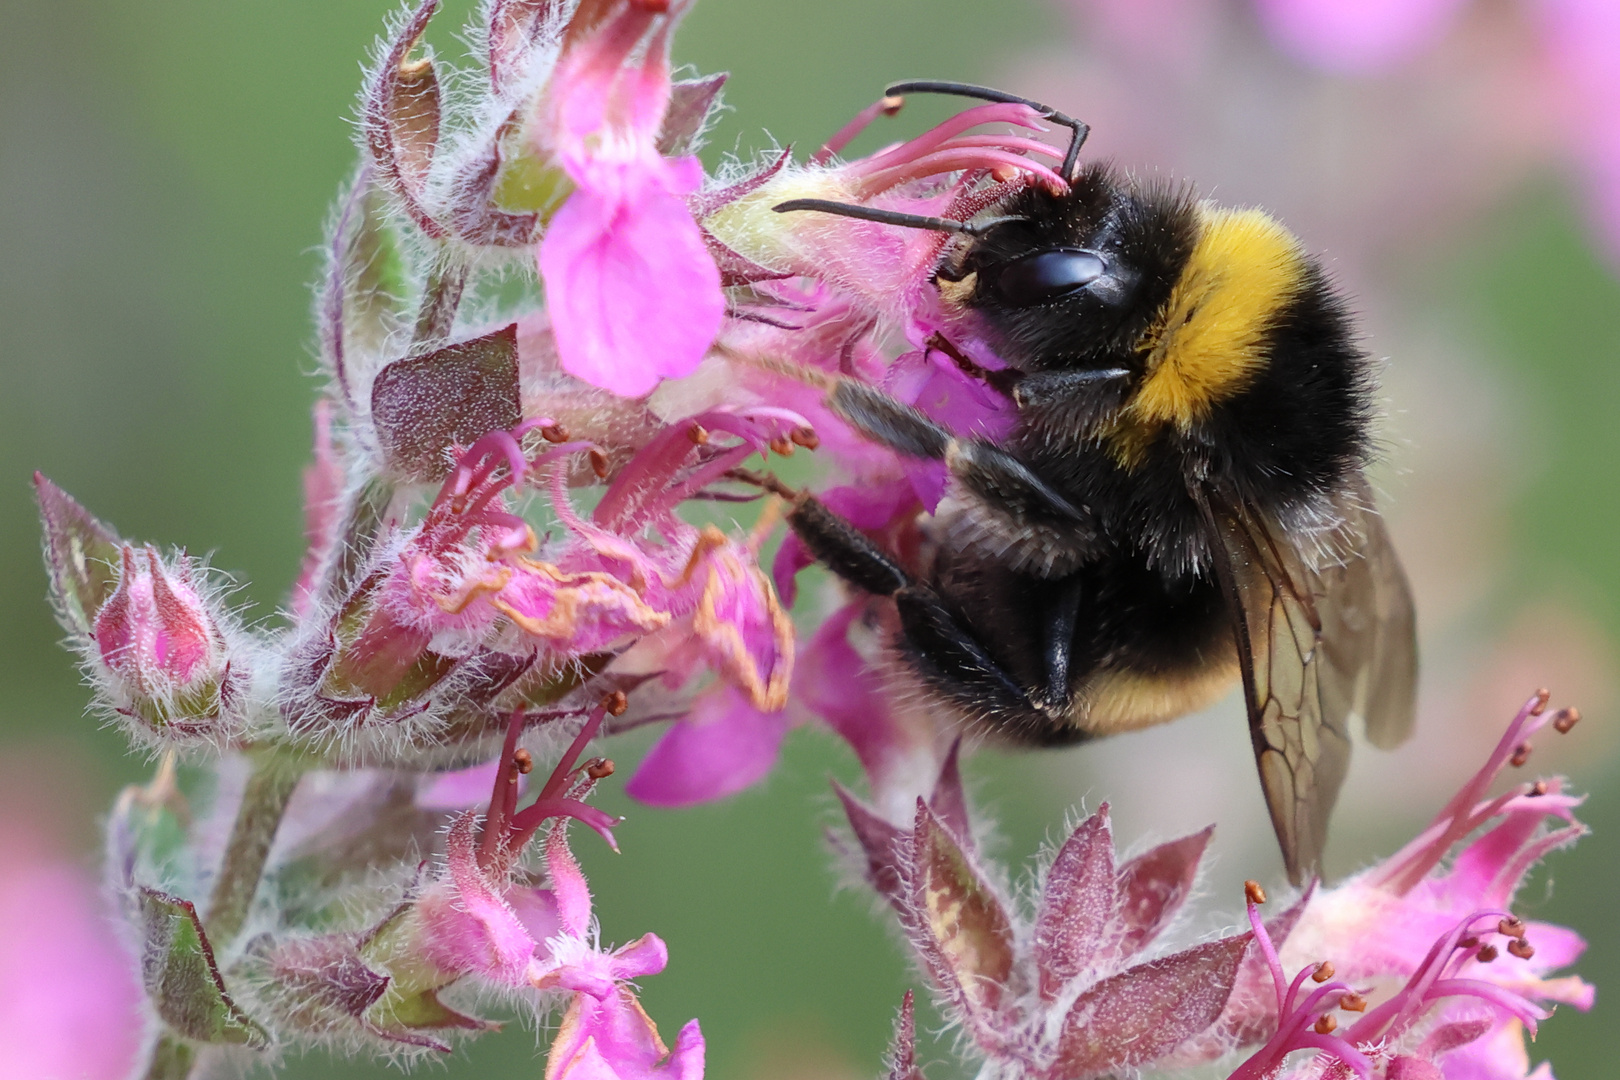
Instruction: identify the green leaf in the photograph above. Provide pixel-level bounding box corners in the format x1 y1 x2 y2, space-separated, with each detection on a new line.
137 888 269 1048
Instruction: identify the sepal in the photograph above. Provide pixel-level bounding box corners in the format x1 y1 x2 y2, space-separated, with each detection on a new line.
371 324 523 482
35 473 121 635
363 0 447 238
136 887 269 1048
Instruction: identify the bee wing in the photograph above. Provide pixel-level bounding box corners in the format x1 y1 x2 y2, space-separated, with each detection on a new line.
1199 485 1417 884
1322 482 1418 751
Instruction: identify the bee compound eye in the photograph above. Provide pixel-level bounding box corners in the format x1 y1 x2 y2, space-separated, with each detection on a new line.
990 248 1107 307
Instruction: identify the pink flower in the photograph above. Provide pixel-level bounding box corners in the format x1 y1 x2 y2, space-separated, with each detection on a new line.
1252 0 1471 72
95 546 220 694
536 0 723 398
703 100 1068 328
1228 889 1555 1080
546 984 705 1080
1199 692 1593 1079
410 699 628 990
86 543 242 738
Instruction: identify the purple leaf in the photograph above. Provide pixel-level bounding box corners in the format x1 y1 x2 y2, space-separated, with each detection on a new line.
371 324 522 481
1113 825 1212 961
137 888 269 1047
1050 933 1251 1079
909 800 1014 1037
832 780 908 913
658 73 727 156
1034 807 1116 999
364 1 446 237
34 474 122 634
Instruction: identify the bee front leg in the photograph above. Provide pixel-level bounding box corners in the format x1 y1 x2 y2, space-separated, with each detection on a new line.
828 380 1092 528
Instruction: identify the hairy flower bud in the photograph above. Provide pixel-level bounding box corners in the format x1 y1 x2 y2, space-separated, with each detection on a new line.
91 546 242 740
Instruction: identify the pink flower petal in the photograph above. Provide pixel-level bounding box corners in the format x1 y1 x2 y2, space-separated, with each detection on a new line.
416 814 540 985
624 684 790 806
418 757 525 810
685 531 794 711
539 158 723 399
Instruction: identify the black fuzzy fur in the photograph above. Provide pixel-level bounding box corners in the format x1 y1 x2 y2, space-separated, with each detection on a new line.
795 166 1376 744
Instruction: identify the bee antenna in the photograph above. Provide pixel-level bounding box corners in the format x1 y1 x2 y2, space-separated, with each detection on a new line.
772 198 1022 237
883 80 1089 183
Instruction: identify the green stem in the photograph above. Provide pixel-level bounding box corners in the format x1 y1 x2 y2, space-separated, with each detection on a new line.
141 1036 195 1080
204 755 305 946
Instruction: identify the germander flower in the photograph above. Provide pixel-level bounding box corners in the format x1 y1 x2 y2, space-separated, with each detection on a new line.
286 408 803 748
536 0 724 397
1189 692 1593 1079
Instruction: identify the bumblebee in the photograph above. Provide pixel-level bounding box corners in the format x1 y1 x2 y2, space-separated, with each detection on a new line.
775 82 1417 883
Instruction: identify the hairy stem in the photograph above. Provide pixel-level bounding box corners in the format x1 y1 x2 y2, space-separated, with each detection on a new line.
141 1036 195 1080
205 754 305 946
411 258 469 350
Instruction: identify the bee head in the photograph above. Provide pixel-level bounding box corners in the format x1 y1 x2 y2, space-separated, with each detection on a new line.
947 167 1324 467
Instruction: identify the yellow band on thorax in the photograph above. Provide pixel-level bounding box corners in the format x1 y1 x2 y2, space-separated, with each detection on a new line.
1105 205 1306 468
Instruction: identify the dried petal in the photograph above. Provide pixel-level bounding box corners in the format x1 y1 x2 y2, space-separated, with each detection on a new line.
909 800 1014 1032
685 528 794 711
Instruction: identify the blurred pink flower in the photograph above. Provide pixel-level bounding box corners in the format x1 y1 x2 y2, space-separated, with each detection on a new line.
537 0 723 398
0 812 141 1080
1253 0 1471 71
1538 0 1620 259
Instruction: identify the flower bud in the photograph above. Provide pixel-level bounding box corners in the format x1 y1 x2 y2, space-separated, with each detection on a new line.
92 546 240 738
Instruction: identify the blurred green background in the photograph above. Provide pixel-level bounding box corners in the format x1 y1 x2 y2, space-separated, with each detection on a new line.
1 1 1615 1078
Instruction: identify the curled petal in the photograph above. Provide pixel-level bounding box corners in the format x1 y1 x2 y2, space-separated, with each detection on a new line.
494 559 672 650
415 814 544 986
685 529 794 711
